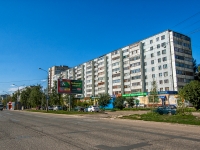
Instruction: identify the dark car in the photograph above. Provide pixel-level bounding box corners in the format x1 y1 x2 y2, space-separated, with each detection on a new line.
74 106 85 112
0 104 3 111
155 106 176 115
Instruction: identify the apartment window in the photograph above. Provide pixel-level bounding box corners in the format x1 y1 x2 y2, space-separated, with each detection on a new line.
144 55 146 59
152 74 155 78
157 44 160 49
156 37 159 41
164 72 168 77
159 73 162 77
164 79 169 83
151 53 154 57
161 42 166 47
158 58 161 63
150 46 153 50
145 69 147 72
163 64 167 69
145 82 148 86
152 67 155 71
162 49 166 54
160 88 163 91
161 35 165 40
158 65 162 70
144 62 147 66
150 40 153 44
165 87 169 91
163 57 167 61
157 51 160 56
159 80 163 84
151 60 154 64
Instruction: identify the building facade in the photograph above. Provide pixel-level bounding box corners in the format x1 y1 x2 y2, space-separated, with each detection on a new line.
50 30 193 98
48 65 69 92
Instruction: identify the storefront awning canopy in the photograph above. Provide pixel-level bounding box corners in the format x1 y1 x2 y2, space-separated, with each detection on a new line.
159 96 166 99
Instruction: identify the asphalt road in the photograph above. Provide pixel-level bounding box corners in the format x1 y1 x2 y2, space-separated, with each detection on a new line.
0 110 200 150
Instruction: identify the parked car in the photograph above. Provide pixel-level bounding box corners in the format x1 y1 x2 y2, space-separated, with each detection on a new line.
53 105 62 111
0 104 3 111
74 106 85 112
134 103 146 108
155 106 176 115
48 106 54 110
87 106 100 112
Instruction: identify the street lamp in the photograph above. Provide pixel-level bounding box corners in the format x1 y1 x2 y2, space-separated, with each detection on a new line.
39 67 49 112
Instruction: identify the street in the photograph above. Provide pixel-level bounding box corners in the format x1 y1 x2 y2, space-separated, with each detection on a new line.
0 110 200 150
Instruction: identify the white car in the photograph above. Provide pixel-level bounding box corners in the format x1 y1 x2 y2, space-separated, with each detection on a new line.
87 106 100 112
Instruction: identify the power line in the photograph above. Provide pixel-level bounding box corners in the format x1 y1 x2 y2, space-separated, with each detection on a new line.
187 26 200 35
171 11 200 28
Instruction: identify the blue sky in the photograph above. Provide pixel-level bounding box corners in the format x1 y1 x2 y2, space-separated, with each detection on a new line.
0 0 200 94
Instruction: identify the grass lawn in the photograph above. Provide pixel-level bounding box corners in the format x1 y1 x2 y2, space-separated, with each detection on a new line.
121 112 200 126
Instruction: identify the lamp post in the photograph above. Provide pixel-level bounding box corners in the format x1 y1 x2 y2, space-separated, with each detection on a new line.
39 68 49 112
12 84 24 110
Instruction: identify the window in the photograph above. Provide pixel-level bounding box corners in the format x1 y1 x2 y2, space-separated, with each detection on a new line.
158 58 161 63
157 44 160 49
160 88 163 91
158 65 162 70
144 62 147 66
151 53 154 57
162 49 166 54
164 79 169 83
159 73 162 77
150 40 153 44
159 80 163 84
150 46 153 50
151 60 154 64
157 51 161 56
152 74 155 78
163 64 167 69
163 57 167 61
164 72 168 77
161 35 165 40
156 37 159 41
152 67 155 71
161 42 166 47
165 87 169 91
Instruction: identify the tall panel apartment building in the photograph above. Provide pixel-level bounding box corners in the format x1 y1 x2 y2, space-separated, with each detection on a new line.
52 30 193 98
48 65 69 92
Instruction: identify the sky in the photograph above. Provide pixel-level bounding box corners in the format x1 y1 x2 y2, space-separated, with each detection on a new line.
0 0 200 94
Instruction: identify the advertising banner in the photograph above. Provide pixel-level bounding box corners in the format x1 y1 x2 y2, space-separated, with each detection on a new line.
57 79 82 94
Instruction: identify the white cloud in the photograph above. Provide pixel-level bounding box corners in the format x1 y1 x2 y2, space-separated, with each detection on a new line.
8 86 25 92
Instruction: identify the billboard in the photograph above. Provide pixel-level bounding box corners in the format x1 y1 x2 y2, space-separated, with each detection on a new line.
57 79 82 94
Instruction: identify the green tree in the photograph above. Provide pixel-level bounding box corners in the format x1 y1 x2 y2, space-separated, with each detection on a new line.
20 86 32 108
178 80 200 110
148 80 159 107
98 93 111 109
49 81 61 105
126 97 136 108
113 96 125 110
28 85 43 107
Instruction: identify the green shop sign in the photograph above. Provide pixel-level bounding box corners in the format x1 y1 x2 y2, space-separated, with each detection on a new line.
122 92 147 97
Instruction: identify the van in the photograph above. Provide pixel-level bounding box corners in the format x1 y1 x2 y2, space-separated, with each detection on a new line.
0 104 3 111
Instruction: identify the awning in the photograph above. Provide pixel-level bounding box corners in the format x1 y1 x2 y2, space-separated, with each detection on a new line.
159 96 166 99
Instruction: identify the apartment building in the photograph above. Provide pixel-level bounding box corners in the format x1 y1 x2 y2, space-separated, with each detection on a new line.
48 65 69 92
51 30 193 98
